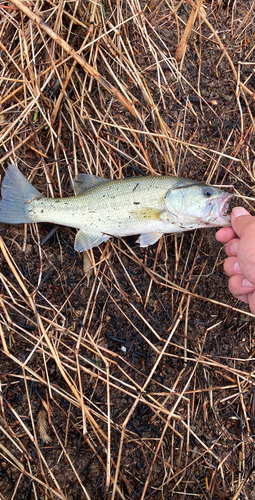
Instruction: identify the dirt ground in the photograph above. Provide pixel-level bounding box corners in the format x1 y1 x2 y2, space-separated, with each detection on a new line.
1 0 255 498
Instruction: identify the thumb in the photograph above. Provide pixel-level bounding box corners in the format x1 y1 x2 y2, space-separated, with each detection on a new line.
231 207 252 237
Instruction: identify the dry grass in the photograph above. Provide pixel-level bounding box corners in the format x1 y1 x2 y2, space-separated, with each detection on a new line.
1 0 255 498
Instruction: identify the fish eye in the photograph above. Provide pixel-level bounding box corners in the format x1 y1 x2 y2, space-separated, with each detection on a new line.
202 186 214 198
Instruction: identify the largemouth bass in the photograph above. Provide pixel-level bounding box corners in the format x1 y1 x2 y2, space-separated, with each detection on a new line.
0 164 232 252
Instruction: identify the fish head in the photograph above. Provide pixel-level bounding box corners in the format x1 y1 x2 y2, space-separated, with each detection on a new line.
164 180 232 228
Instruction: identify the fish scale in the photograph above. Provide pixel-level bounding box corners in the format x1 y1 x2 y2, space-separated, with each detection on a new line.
0 164 232 252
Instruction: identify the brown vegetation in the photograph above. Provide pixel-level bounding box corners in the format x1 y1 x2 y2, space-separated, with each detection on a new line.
0 0 255 498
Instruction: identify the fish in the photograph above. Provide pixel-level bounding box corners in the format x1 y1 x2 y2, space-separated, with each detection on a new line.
0 164 232 252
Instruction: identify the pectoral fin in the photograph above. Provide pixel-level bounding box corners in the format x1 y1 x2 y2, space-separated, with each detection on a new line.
136 232 163 247
75 229 110 251
131 207 162 220
73 174 109 195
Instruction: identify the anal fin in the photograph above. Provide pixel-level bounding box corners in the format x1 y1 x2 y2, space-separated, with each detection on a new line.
136 232 163 247
75 229 110 251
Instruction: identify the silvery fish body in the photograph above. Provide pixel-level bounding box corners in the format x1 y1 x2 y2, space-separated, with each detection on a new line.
0 164 232 252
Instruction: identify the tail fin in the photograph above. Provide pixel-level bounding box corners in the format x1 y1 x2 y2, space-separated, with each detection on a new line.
0 164 41 223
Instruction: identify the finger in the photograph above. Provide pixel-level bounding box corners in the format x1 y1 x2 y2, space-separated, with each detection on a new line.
225 238 240 257
231 292 255 311
232 293 250 305
248 292 255 315
215 227 237 243
231 207 253 237
223 256 241 277
228 274 255 298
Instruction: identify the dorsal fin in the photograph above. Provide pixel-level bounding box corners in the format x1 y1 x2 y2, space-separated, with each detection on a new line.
73 173 110 195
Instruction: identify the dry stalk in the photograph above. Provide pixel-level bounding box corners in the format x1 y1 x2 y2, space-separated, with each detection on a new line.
1 1 255 498
9 0 143 122
175 0 203 63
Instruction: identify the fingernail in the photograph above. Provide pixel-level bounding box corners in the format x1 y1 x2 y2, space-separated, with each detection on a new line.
234 262 241 273
232 207 250 217
242 279 254 288
230 242 238 255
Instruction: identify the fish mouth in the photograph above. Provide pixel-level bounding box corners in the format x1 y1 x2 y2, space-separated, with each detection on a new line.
208 193 233 226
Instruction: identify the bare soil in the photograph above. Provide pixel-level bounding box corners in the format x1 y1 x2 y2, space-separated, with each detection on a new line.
1 0 255 499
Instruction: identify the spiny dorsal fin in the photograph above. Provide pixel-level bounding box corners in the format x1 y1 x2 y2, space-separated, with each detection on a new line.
73 173 110 195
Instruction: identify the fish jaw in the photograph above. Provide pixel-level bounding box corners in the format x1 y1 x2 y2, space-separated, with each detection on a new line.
203 192 233 227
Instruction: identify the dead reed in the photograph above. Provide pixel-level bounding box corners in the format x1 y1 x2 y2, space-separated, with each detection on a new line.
0 0 255 498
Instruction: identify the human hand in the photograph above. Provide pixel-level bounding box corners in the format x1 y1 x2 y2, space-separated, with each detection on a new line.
216 207 255 314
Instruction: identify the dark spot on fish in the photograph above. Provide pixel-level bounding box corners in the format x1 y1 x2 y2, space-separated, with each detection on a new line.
41 210 44 213
133 183 139 192
133 202 140 205
55 200 60 203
